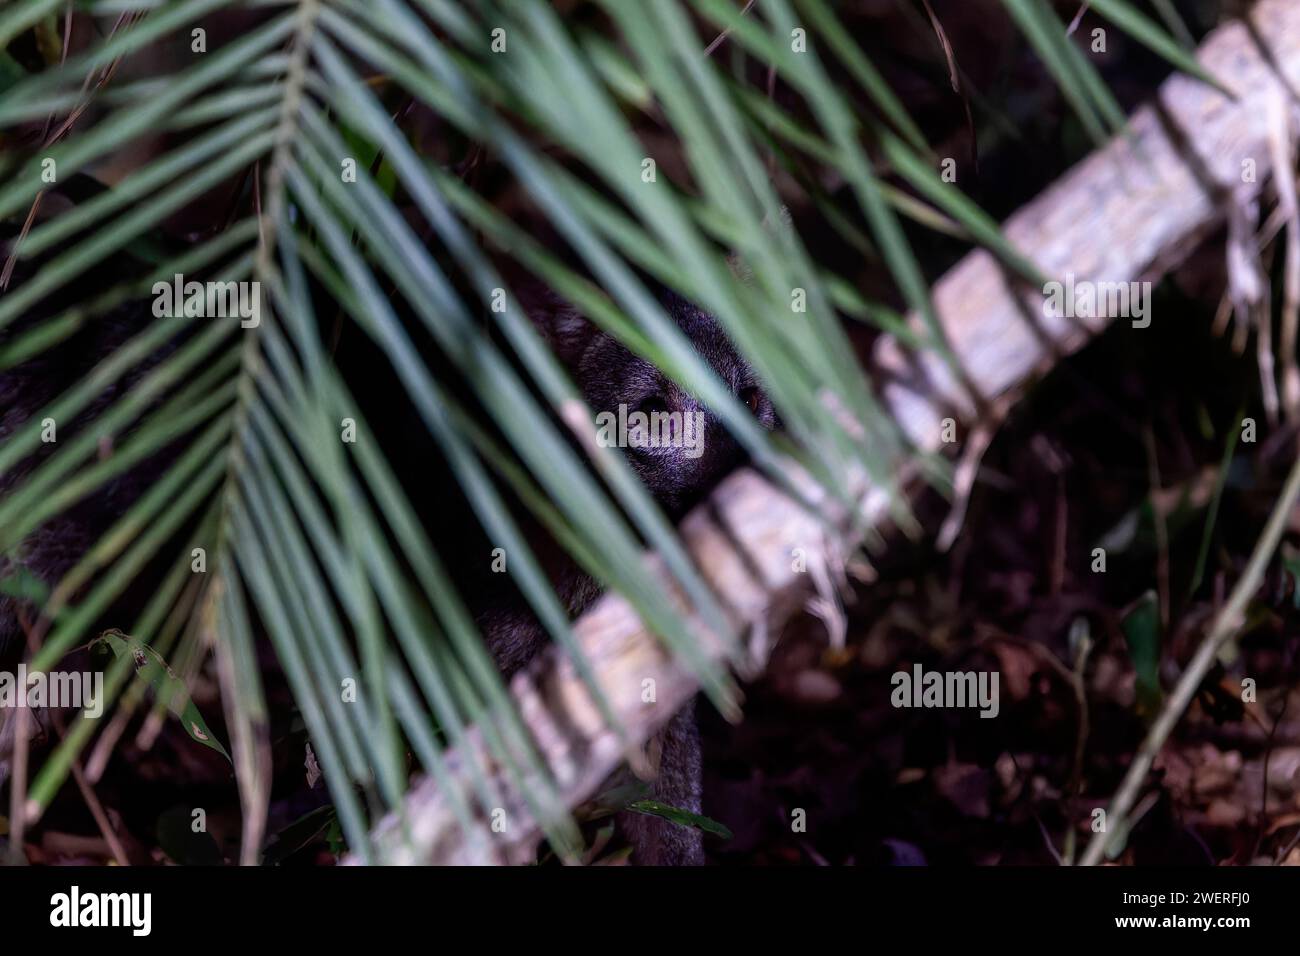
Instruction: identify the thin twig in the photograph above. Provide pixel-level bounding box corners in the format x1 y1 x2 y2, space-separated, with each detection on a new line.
1 11 143 290
919 0 978 174
38 2 74 144
4 691 31 865
8 609 130 865
702 0 756 58
62 728 130 865
936 393 1015 551
1143 423 1171 631
1067 3 1093 37
1065 625 1094 811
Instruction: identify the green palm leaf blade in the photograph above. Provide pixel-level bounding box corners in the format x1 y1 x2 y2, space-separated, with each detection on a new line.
0 0 1203 865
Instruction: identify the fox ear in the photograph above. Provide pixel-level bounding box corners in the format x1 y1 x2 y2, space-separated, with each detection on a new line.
514 280 595 369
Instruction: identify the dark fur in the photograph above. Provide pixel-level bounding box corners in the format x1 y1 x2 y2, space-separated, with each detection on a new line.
538 290 777 511
0 295 166 786
488 287 775 865
0 301 157 666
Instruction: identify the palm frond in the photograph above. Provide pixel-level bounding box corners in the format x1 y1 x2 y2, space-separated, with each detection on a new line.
0 0 1209 863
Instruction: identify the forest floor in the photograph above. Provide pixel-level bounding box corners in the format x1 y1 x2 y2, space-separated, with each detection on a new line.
701 250 1300 865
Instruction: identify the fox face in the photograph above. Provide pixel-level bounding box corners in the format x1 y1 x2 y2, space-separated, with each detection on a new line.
532 288 778 514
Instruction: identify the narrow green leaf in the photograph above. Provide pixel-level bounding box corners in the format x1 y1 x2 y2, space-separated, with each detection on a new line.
627 799 734 840
90 628 231 762
1120 590 1163 718
1087 0 1232 98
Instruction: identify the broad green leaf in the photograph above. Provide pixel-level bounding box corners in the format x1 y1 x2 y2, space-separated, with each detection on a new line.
90 628 232 763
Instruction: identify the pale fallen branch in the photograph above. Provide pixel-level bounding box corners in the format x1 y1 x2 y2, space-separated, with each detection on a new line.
361 0 1300 865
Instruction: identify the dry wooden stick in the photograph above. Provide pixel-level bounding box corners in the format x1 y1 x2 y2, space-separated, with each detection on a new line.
360 0 1300 864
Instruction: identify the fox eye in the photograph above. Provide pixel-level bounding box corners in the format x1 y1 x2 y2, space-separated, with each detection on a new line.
637 394 670 417
740 386 762 415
